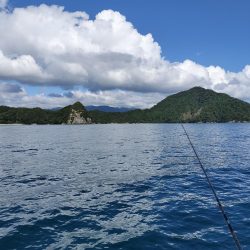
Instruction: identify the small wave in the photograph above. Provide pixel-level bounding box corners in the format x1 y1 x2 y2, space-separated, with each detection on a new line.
11 148 38 153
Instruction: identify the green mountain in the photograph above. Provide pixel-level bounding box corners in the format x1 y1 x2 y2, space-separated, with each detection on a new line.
89 87 250 123
0 87 250 124
0 101 92 124
149 86 250 122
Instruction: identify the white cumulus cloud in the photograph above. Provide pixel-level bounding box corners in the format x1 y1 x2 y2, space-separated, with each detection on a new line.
0 4 249 107
0 81 165 109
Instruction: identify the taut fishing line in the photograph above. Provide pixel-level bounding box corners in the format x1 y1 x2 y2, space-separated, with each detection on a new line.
181 124 242 250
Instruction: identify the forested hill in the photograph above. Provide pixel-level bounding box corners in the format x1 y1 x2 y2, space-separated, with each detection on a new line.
149 86 250 122
0 102 92 124
1 87 250 124
89 87 250 123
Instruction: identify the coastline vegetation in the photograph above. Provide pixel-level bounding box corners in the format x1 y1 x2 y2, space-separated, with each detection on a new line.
1 87 250 124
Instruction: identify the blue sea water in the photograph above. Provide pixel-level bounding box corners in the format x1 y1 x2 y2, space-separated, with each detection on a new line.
0 124 250 250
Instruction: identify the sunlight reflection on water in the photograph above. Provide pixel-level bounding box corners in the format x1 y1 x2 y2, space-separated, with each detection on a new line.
0 124 249 249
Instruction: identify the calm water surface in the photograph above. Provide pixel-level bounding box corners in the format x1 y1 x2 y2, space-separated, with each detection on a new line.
0 124 249 249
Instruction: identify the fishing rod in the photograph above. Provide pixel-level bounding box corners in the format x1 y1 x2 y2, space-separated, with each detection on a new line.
181 124 242 250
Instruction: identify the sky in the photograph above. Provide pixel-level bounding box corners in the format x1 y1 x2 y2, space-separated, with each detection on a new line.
0 0 249 108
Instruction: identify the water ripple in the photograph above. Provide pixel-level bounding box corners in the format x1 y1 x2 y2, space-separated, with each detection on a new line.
0 124 249 249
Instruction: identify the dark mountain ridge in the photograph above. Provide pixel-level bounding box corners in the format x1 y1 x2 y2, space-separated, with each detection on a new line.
0 101 91 124
86 105 135 112
1 87 250 124
150 86 250 122
89 87 250 123
49 105 135 112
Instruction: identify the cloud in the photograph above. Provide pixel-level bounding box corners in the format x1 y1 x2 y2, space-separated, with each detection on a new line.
0 4 249 105
69 89 164 108
0 82 23 93
0 0 7 9
0 83 164 109
47 93 64 98
0 51 48 82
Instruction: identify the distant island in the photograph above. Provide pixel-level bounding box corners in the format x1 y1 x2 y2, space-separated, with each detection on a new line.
1 87 250 124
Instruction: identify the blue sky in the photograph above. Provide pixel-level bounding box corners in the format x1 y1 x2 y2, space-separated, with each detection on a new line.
0 0 249 108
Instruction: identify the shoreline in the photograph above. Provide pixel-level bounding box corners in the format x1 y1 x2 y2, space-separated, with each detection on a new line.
0 121 250 125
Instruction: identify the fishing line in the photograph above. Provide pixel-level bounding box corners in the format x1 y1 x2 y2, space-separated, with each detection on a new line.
181 124 242 250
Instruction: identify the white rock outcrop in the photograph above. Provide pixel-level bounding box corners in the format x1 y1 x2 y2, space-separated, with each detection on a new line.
67 109 92 124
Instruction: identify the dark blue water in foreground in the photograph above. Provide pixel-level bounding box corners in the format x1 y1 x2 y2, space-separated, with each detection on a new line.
0 124 250 250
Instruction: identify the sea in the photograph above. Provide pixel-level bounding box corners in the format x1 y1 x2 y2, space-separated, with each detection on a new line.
0 124 249 250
